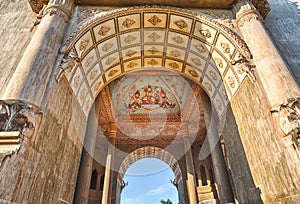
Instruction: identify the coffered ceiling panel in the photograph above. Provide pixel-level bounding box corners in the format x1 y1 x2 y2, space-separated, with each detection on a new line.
61 6 252 118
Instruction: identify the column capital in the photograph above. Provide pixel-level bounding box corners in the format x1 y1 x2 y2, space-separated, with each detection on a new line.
43 0 74 22
234 0 263 28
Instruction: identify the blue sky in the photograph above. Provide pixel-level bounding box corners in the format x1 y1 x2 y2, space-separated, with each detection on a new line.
121 158 179 204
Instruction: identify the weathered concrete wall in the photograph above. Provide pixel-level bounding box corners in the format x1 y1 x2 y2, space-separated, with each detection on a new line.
0 79 86 203
0 0 36 97
227 77 300 203
265 0 300 85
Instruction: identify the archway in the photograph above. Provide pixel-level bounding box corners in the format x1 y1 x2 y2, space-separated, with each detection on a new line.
119 147 182 204
69 6 252 204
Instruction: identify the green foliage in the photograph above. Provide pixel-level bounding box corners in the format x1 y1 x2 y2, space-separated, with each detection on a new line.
160 198 173 204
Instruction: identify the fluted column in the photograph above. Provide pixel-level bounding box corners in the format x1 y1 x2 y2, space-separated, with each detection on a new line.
2 0 74 107
182 122 198 204
234 0 300 108
102 122 117 204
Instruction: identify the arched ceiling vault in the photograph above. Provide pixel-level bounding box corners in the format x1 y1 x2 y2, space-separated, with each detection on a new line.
59 6 252 119
118 146 182 183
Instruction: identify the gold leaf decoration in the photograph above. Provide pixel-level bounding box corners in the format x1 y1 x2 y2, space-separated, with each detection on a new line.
124 35 137 44
174 20 188 30
148 15 162 26
215 58 224 68
127 61 138 69
90 69 98 80
84 56 94 67
204 82 213 92
148 59 159 66
148 47 160 54
221 42 230 53
168 62 180 69
199 29 212 38
98 26 111 36
102 43 114 52
209 71 218 81
94 81 102 92
108 69 118 77
172 36 184 44
80 89 86 102
191 58 202 66
79 38 89 51
228 76 235 88
188 69 199 78
73 75 80 88
126 50 137 57
105 57 117 65
169 50 181 58
148 32 161 42
122 18 136 28
195 44 206 53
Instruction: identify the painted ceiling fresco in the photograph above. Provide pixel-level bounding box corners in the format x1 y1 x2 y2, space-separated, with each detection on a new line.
98 70 207 145
109 71 191 115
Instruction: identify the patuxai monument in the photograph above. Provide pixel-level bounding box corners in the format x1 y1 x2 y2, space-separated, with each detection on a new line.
0 0 299 203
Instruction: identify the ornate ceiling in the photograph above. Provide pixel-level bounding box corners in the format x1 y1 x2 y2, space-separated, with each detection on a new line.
97 70 207 146
61 7 252 120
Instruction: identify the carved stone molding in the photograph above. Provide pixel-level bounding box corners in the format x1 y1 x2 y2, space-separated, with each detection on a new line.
234 0 263 28
0 100 42 140
272 97 300 147
43 0 74 22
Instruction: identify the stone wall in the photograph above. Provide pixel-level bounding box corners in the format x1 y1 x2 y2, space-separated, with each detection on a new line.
227 77 300 203
0 0 36 97
0 79 86 203
265 0 300 84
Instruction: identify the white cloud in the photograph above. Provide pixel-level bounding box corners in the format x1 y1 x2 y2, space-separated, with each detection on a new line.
147 184 173 195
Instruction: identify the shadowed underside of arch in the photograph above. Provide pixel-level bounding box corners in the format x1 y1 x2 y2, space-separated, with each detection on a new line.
118 146 182 184
59 6 252 118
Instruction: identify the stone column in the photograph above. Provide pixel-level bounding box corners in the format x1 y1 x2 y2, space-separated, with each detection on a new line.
2 0 74 107
182 123 198 204
73 149 94 204
102 122 117 204
73 104 97 204
234 0 300 108
205 114 234 204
